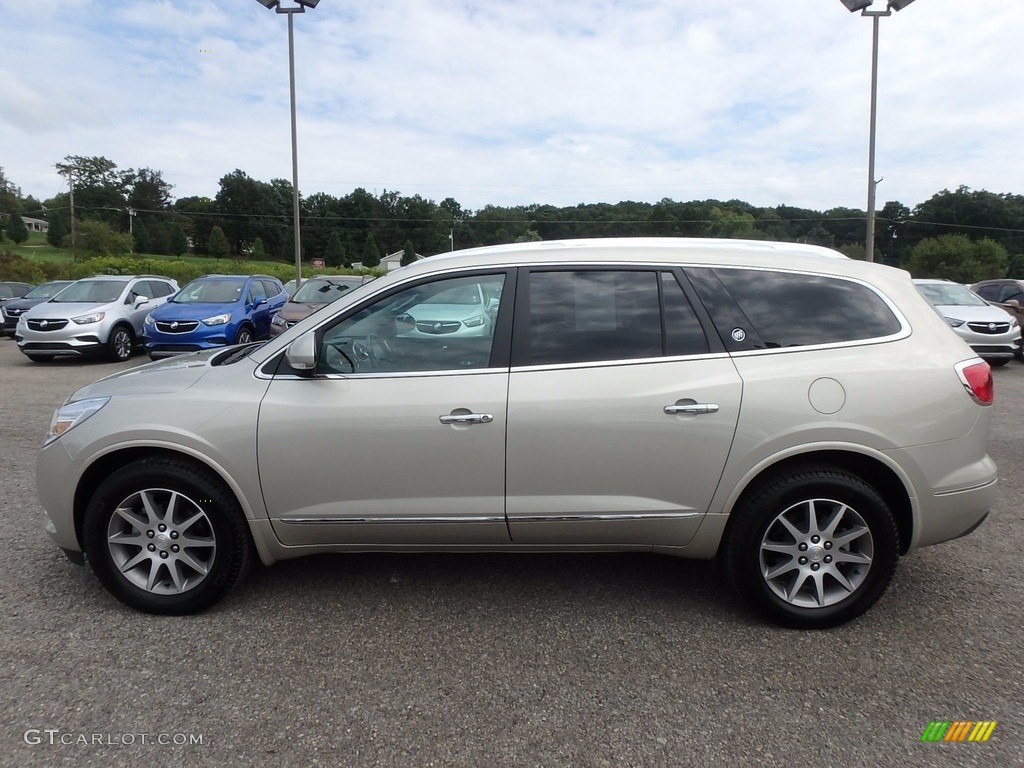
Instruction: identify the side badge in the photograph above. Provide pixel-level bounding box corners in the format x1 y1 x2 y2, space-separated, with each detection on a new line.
731 328 746 342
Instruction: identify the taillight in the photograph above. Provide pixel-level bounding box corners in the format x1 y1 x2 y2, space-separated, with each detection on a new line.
955 359 994 405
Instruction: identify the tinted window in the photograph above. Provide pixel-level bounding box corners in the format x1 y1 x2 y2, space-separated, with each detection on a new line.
708 268 901 349
260 279 283 298
318 274 506 374
974 284 999 301
53 280 128 303
248 280 268 303
521 270 664 365
0 285 11 299
662 272 709 356
131 281 156 300
176 279 245 303
147 280 174 298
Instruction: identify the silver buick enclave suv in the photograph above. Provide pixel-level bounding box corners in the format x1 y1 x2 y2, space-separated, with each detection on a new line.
36 239 997 627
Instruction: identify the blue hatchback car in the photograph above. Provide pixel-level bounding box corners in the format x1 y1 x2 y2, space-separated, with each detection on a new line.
143 274 287 359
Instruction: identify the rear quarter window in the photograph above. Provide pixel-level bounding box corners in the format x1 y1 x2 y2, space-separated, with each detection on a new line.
690 267 902 350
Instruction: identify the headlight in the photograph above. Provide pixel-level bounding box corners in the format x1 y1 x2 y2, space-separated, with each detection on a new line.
463 315 486 328
271 315 286 327
46 397 110 445
944 317 965 328
72 312 105 325
202 313 231 326
144 314 155 326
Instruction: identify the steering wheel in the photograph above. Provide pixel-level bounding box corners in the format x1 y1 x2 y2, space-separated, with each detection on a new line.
367 333 395 363
323 340 356 373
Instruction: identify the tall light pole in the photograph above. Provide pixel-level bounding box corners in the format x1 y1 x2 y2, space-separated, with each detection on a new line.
256 0 320 288
840 0 916 263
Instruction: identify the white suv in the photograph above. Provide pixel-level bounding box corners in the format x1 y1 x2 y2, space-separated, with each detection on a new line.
36 239 997 627
16 274 179 362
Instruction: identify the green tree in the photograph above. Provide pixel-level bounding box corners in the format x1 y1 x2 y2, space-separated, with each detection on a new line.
907 234 1008 283
132 218 150 254
361 233 381 268
1006 252 1024 278
70 219 132 256
5 211 29 244
208 225 231 259
168 224 189 256
400 239 417 266
252 237 268 260
325 231 346 268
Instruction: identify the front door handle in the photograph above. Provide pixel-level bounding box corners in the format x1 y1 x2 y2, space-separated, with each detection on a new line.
439 412 494 425
664 403 719 415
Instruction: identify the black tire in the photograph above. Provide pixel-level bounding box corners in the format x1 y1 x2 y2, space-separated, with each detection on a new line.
26 354 54 362
723 467 899 629
107 325 134 362
235 325 254 345
82 456 252 615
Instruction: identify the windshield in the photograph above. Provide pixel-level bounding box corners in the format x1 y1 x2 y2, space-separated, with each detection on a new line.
916 283 988 307
25 281 72 299
292 279 355 304
174 278 247 304
52 280 128 303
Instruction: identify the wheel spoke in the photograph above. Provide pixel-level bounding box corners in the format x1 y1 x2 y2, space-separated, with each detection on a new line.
821 503 850 538
828 567 856 593
764 557 799 581
144 559 164 591
138 490 161 525
168 561 187 592
833 549 872 565
777 515 805 542
833 525 870 549
108 531 148 547
113 506 148 532
118 550 150 573
178 550 210 576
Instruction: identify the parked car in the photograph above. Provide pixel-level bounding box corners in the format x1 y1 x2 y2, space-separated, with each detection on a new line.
914 278 1021 366
143 274 287 359
37 238 997 628
270 276 373 336
392 279 501 340
2 280 74 338
282 279 298 298
16 275 178 362
0 281 35 309
971 279 1024 358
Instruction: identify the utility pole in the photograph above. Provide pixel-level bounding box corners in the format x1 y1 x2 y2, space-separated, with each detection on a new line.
68 174 77 260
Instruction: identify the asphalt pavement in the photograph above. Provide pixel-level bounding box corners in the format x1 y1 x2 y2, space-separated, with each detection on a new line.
0 339 1021 768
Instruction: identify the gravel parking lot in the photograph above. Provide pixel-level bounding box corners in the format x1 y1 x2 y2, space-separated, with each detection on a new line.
1 340 1021 768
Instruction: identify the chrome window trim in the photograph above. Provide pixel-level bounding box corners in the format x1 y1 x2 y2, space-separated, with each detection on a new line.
509 351 732 374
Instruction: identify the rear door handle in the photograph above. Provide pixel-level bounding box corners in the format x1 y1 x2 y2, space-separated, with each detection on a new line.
439 413 494 425
664 403 719 415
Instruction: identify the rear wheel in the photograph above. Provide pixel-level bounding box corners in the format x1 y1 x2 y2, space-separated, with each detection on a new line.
108 325 134 362
724 467 899 629
82 456 252 614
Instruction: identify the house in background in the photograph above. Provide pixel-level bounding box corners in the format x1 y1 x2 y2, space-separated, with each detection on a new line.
351 250 424 272
23 217 49 233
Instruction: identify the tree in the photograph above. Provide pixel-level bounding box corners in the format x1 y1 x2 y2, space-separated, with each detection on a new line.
132 218 150 254
324 231 346 267
252 237 268 260
400 239 417 266
168 224 189 256
5 211 29 244
906 234 1008 283
208 225 231 259
46 212 69 248
71 219 132 256
361 233 381 268
54 155 130 231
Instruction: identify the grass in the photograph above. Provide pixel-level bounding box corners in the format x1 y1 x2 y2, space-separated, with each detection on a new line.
2 232 382 283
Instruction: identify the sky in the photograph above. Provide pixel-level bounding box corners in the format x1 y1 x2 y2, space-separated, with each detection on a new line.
1 0 1021 214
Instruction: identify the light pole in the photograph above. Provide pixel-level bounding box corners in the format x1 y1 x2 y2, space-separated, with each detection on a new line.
840 0 916 262
256 0 320 288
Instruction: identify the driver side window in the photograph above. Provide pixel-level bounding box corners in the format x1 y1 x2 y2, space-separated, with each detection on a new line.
317 273 506 375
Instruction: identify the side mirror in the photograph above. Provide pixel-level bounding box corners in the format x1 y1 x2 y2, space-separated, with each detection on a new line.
1005 299 1021 310
285 334 317 370
134 295 149 307
252 296 266 308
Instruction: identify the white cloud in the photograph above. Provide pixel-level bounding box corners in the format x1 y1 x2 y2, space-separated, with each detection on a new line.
1 0 1021 214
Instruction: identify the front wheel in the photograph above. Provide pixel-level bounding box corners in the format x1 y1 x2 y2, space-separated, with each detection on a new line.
235 326 254 345
108 325 134 362
82 456 252 614
723 467 899 629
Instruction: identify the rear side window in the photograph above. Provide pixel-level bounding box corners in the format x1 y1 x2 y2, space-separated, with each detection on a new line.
516 269 708 366
690 268 902 350
260 279 283 298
